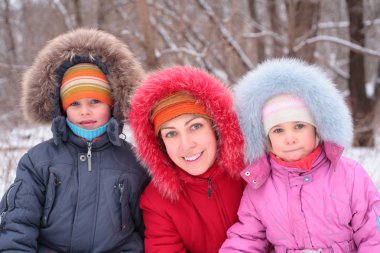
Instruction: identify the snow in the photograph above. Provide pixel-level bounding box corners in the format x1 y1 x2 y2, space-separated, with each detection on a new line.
0 125 380 196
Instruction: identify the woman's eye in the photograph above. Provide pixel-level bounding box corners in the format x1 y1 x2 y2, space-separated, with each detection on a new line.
164 131 177 138
295 123 305 129
191 123 202 130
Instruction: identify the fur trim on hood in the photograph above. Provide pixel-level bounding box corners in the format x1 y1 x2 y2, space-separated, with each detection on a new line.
234 58 353 164
129 66 245 201
21 28 144 124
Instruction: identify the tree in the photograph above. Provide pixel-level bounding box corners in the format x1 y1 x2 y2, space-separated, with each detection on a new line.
347 0 375 146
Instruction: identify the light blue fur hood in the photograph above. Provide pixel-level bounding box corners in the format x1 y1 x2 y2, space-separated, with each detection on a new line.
234 58 353 164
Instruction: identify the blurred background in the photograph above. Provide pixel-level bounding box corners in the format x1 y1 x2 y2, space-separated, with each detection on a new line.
1 0 380 193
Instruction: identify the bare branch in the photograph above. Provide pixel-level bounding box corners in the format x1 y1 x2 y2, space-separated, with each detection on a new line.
195 0 254 69
52 0 75 29
293 35 380 58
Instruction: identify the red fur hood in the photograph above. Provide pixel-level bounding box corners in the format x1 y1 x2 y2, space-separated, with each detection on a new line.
129 66 245 201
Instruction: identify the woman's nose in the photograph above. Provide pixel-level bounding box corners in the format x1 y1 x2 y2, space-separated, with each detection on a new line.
179 134 195 150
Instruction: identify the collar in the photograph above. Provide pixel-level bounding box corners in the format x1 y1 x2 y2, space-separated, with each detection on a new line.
270 144 322 171
240 142 344 189
51 116 122 147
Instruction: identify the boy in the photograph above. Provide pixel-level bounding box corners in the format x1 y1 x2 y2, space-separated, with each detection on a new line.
0 28 149 252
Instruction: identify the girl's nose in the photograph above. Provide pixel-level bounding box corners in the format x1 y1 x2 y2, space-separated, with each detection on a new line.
285 132 296 144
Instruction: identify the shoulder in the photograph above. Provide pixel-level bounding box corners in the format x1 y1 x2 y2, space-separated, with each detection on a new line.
140 182 170 210
335 156 366 177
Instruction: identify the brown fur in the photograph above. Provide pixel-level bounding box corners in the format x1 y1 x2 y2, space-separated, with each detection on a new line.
21 28 145 123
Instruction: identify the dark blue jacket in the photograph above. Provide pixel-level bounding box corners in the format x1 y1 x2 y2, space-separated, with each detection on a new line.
0 117 149 252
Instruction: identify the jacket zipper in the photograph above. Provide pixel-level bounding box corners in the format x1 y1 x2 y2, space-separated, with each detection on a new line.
207 179 212 198
87 142 92 171
118 183 125 202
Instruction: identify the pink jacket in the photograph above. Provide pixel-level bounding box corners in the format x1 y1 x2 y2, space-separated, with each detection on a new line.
220 142 380 252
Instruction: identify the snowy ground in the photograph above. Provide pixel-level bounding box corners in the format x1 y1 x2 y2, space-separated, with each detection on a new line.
0 124 380 196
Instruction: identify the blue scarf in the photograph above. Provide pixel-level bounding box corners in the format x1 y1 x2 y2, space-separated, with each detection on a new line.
66 119 109 142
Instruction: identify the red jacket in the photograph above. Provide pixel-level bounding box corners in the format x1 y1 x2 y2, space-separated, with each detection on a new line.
129 66 245 253
141 166 244 253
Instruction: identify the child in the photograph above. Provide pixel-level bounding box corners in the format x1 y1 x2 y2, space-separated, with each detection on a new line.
220 58 380 252
128 66 246 253
0 28 149 252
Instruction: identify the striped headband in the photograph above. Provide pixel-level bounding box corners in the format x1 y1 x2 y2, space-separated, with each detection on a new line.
60 63 113 111
262 93 315 135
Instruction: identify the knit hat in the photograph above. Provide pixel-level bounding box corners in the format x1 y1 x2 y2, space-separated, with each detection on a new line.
150 92 209 134
60 63 113 111
262 93 316 135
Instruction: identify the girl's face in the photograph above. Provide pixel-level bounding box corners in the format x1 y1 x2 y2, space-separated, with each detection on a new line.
268 121 316 162
160 114 217 176
66 98 111 130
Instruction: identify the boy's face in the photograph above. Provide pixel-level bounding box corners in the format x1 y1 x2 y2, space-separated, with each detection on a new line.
268 121 316 162
66 98 111 130
160 114 217 176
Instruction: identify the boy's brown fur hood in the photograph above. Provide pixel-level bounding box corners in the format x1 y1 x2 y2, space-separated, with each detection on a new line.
21 28 144 124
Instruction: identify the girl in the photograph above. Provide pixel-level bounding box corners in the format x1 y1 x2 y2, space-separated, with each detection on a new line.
129 66 245 253
220 58 380 252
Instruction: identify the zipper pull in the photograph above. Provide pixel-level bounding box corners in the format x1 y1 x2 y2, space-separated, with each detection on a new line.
118 183 125 202
87 142 92 171
207 179 212 198
0 211 6 226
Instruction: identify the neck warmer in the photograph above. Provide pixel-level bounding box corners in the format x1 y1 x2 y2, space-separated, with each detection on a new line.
270 144 322 171
66 119 109 142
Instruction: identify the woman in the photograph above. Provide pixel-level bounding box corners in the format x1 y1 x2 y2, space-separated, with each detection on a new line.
128 66 245 253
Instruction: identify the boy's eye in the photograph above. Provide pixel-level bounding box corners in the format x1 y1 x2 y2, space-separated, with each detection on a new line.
90 99 101 104
69 101 79 106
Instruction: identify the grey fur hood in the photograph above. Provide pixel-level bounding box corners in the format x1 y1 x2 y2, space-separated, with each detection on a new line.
21 28 144 124
234 58 353 164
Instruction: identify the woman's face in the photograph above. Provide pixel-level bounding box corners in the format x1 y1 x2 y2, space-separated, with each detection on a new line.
160 114 217 176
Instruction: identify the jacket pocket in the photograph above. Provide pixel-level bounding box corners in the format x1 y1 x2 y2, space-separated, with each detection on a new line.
41 172 61 227
105 176 132 232
0 180 22 229
117 180 132 232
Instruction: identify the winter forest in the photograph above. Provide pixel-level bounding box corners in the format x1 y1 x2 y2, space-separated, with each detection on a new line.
0 0 380 195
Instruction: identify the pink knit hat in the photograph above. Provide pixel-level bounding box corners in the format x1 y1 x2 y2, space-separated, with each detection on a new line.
262 93 315 135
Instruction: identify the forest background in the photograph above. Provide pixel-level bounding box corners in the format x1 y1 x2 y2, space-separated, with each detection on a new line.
0 0 380 194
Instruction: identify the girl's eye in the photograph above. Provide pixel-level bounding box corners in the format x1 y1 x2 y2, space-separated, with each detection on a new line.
191 123 202 130
272 128 283 134
295 123 305 129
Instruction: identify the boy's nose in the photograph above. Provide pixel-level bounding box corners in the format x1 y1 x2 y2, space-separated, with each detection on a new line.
80 105 91 115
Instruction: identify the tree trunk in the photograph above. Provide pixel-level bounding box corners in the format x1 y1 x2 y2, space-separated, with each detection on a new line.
347 0 374 147
268 0 283 58
136 0 159 69
248 0 266 62
3 0 16 65
286 0 320 62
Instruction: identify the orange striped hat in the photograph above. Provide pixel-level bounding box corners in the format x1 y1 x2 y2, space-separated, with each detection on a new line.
60 63 113 111
150 92 209 135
